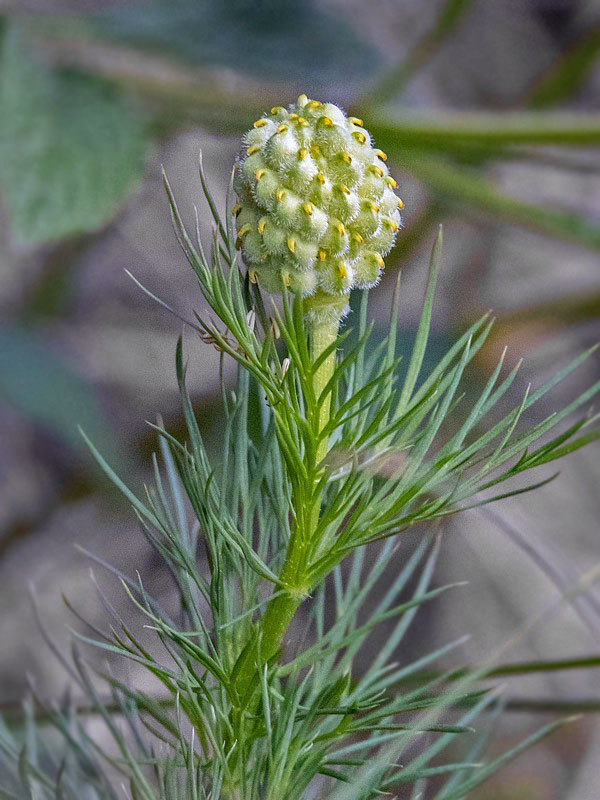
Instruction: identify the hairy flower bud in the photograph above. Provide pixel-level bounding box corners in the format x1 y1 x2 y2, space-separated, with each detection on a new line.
234 97 403 310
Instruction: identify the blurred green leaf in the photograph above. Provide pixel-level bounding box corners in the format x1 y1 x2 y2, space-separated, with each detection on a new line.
92 0 380 86
368 111 600 151
362 0 478 108
398 655 600 687
490 655 600 677
438 717 575 798
485 289 600 349
0 23 148 244
387 149 600 251
527 25 600 108
502 698 600 714
0 325 123 467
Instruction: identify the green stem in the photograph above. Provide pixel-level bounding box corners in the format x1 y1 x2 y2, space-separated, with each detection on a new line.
230 296 346 706
311 312 340 465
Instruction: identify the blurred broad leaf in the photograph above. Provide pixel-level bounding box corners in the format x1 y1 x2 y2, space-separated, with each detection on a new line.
0 23 148 244
93 0 380 85
0 325 123 467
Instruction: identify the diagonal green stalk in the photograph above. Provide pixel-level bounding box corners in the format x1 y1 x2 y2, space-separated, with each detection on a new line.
230 298 345 708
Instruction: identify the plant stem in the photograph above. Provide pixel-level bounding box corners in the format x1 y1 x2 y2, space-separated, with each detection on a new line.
230 299 345 705
311 312 340 465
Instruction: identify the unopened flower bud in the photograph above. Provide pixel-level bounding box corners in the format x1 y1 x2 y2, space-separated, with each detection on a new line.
234 96 403 303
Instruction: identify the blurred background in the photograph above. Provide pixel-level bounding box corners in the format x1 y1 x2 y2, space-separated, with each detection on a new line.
0 1 599 797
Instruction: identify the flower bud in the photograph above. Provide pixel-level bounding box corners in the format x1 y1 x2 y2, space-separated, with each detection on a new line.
234 96 403 301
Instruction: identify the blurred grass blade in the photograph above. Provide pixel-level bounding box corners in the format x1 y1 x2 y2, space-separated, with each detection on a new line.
369 111 600 151
396 151 600 251
361 0 478 107
481 506 600 640
527 25 600 108
437 716 576 799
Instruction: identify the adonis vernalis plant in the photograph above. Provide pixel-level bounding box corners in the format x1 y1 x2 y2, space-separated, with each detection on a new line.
1 97 599 799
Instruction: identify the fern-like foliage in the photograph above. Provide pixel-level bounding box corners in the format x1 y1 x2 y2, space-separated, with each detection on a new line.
0 159 598 800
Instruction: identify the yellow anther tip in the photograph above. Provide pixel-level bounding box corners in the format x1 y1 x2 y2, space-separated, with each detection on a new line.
231 203 242 217
398 198 405 209
341 152 352 163
352 131 367 144
317 173 326 185
257 219 267 234
255 169 266 180
298 117 308 126
249 270 257 283
369 202 380 213
339 184 351 195
386 177 398 189
350 117 364 127
246 145 260 155
338 263 347 279
282 272 291 287
298 147 308 161
253 119 268 128
375 254 385 269
271 106 284 114
303 203 313 216
353 232 363 243
321 116 334 127
307 100 323 109
235 228 249 249
336 223 345 235
276 189 286 202
287 237 296 253
375 149 388 161
318 250 327 261
277 124 288 134
288 112 299 121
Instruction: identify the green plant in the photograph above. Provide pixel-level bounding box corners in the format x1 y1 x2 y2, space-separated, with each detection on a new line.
2 2 599 469
1 98 599 799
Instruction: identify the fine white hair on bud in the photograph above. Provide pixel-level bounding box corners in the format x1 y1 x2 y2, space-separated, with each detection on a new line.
234 96 403 299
